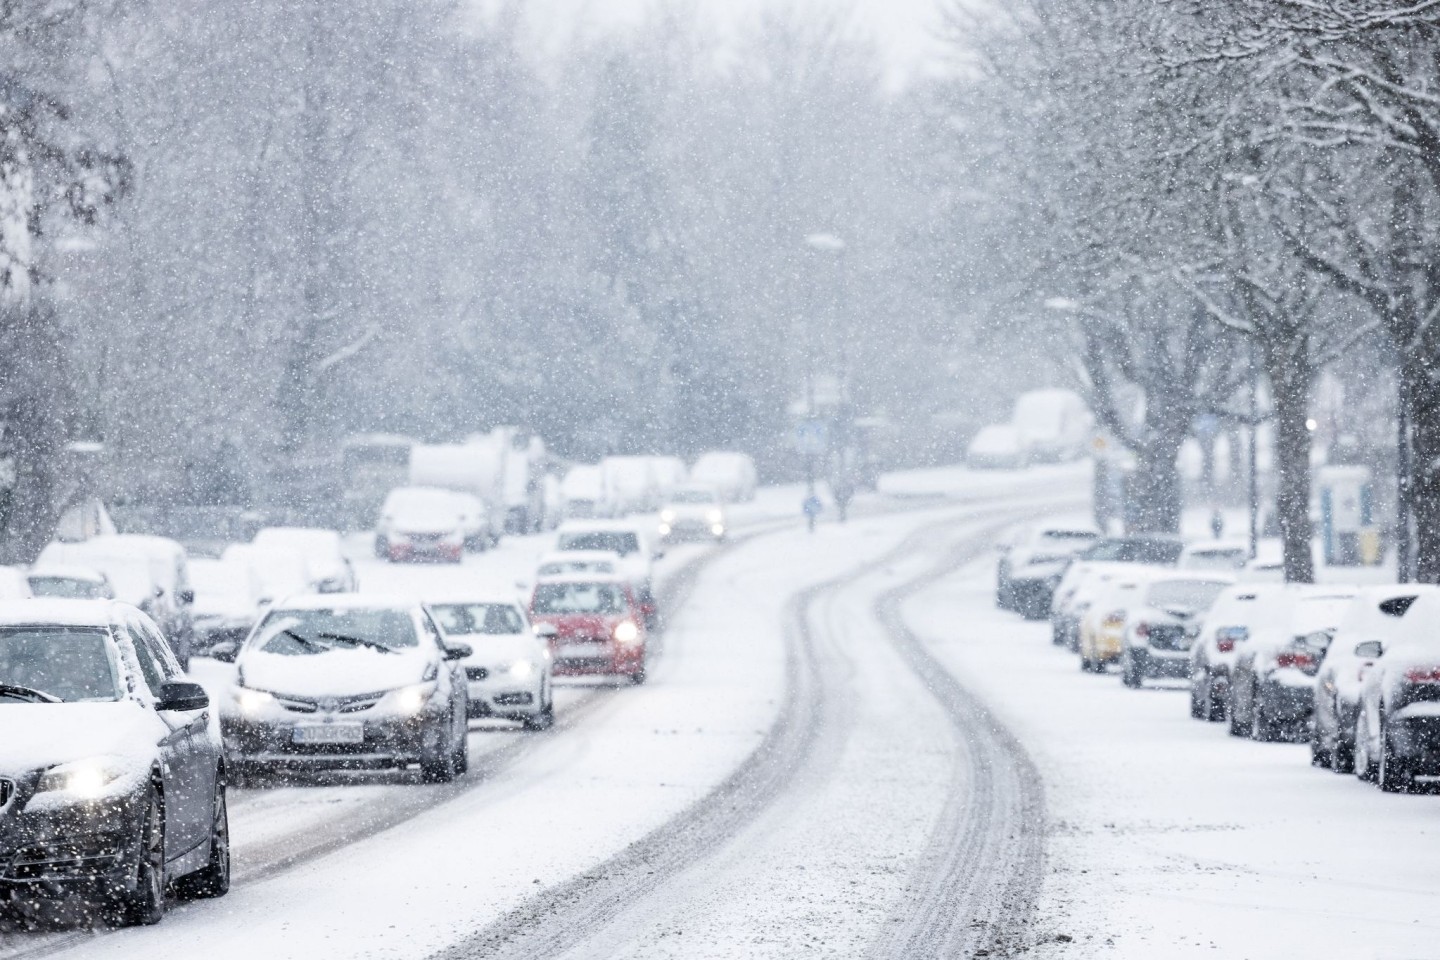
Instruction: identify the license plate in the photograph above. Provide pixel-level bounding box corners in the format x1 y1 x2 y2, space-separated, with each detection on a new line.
557 644 607 659
292 723 364 744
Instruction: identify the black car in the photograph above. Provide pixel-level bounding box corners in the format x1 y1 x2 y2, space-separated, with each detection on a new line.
0 600 229 926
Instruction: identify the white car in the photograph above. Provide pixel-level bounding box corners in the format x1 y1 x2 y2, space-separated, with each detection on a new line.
690 451 757 503
1187 582 1292 722
1353 589 1440 791
1118 572 1234 687
1178 541 1251 573
219 594 471 783
658 484 727 543
966 425 1027 470
996 524 1098 617
561 464 608 519
429 595 553 730
221 543 313 608
253 527 358 592
26 564 112 600
554 521 660 627
189 556 266 656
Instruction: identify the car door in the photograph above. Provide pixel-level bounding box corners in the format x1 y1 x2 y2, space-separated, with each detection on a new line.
421 611 464 741
130 614 212 854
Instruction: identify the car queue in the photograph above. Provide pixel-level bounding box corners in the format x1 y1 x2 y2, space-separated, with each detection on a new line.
998 524 1440 796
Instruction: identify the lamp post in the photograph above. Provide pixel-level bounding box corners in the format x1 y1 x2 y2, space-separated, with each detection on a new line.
802 233 846 520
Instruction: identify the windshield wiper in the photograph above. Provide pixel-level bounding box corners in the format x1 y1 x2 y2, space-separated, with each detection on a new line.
279 629 332 652
317 632 397 654
0 683 63 703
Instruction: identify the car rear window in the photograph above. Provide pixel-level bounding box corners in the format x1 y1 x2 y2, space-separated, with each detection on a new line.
1148 580 1228 613
0 627 120 702
532 582 629 615
558 532 639 555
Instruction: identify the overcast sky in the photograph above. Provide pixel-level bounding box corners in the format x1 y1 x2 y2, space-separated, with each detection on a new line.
509 0 947 86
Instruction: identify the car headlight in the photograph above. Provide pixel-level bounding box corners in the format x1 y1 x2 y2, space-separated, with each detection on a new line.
660 509 676 523
37 758 127 799
706 509 723 523
613 620 640 645
236 687 277 716
394 682 437 716
711 524 725 536
658 523 672 536
508 660 536 680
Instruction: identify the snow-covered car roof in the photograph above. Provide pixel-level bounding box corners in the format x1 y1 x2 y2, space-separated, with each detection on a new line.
265 593 421 612
0 598 130 628
557 519 649 534
26 564 109 584
539 549 621 564
1142 570 1237 586
423 592 526 607
532 571 631 586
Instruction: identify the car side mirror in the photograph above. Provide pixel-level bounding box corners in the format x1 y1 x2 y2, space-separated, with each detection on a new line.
179 589 195 605
210 642 239 664
156 680 209 712
534 623 558 639
443 642 472 661
1355 640 1384 659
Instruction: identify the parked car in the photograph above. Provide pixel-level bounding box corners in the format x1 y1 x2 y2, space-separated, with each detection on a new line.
26 565 113 600
429 594 553 730
219 595 471 783
1312 586 1435 772
188 556 266 657
220 543 313 610
375 486 469 563
1118 572 1233 688
690 451 758 503
0 599 228 925
37 535 196 669
1354 590 1440 791
529 575 648 683
965 424 1027 470
1078 570 1154 672
1177 541 1250 573
555 520 660 627
996 524 1098 617
658 484 727 543
561 464 608 519
1011 388 1093 463
1188 582 1291 722
1228 586 1356 741
1049 535 1184 648
252 527 358 592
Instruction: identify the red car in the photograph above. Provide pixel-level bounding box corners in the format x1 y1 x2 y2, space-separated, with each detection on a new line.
529 575 648 683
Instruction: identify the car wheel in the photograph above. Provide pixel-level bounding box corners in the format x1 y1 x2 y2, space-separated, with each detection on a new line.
1379 723 1414 793
1051 623 1066 647
523 699 555 731
1332 733 1355 775
176 783 230 900
629 667 647 685
1189 675 1206 718
1355 715 1378 783
1250 691 1278 742
1121 651 1143 688
115 785 166 926
420 714 458 784
1226 690 1248 737
451 729 469 777
1309 726 1332 768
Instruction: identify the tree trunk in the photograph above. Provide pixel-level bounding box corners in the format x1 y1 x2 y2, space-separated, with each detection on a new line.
1405 354 1440 583
1264 336 1315 583
1127 440 1183 533
0 304 70 564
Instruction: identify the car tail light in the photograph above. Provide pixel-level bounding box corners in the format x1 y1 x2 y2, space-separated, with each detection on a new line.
1215 626 1247 654
1404 667 1440 684
1275 650 1319 675
1133 621 1149 639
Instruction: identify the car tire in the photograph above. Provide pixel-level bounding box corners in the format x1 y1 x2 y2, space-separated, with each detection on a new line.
1121 651 1143 688
420 713 459 784
451 730 469 777
1227 692 1248 737
524 700 555 731
1250 693 1278 742
1379 723 1414 793
176 783 230 900
1332 736 1355 775
1309 728 1332 769
1189 675 1207 718
629 667 647 685
115 785 166 927
1051 623 1066 647
1355 715 1379 783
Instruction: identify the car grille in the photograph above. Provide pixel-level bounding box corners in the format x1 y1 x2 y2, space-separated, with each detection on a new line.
278 691 387 714
494 692 534 706
465 667 489 681
407 532 443 544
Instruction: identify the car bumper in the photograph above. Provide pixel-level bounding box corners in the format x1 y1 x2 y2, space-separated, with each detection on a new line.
221 713 440 769
1132 647 1190 678
1257 677 1316 723
387 540 463 562
660 519 724 541
552 642 644 677
0 784 146 898
465 676 545 718
1387 712 1440 773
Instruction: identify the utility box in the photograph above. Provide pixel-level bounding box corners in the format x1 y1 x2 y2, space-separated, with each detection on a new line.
1318 465 1375 566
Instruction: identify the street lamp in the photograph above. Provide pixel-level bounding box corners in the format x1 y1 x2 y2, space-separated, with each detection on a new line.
800 233 847 527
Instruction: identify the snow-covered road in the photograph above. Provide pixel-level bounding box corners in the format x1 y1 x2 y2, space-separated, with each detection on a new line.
11 467 1434 959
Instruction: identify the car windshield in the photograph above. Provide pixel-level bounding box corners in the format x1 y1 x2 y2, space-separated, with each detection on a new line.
670 490 715 505
558 532 639 555
0 626 120 702
1185 549 1248 570
1039 530 1096 544
1082 539 1182 565
532 582 630 615
253 608 418 655
28 576 106 599
1148 580 1228 612
538 560 614 576
431 603 526 636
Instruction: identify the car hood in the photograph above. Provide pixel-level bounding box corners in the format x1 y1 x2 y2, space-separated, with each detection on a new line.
455 634 544 667
0 701 161 778
238 647 432 698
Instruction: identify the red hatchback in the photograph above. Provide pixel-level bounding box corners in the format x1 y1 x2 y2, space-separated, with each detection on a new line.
529 575 648 683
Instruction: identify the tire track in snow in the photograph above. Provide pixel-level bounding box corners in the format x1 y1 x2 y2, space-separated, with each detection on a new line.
436 499 1060 960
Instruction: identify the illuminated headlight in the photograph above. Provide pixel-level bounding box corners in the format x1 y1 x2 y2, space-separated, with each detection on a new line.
711 524 725 536
37 758 127 799
660 509 676 523
236 687 276 716
658 523 672 536
613 620 641 645
393 682 437 716
507 660 536 680
706 509 723 524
